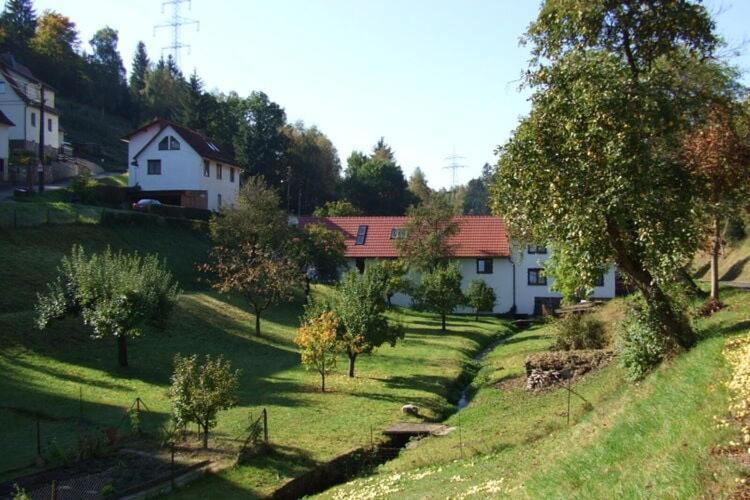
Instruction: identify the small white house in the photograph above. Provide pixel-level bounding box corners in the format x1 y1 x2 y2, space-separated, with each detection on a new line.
298 216 617 316
123 118 241 211
0 109 13 181
0 53 60 155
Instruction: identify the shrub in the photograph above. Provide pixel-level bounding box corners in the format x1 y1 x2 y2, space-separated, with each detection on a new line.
551 314 606 351
466 279 496 320
724 216 746 244
295 311 341 392
70 171 97 201
616 305 672 381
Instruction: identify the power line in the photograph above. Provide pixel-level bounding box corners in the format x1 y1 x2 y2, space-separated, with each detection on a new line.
153 0 199 67
444 147 467 187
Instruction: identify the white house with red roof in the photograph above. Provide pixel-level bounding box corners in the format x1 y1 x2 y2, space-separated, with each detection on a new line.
123 118 241 211
298 215 616 316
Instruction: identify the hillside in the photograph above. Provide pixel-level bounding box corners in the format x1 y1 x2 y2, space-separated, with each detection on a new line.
321 291 750 498
57 97 131 171
694 216 750 284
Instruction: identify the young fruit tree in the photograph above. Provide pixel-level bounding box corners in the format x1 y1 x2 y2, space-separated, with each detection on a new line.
491 0 739 349
335 267 404 377
295 311 341 392
203 243 303 336
371 259 409 307
36 246 180 367
682 106 750 304
466 279 496 320
169 354 240 449
418 264 465 331
290 223 346 294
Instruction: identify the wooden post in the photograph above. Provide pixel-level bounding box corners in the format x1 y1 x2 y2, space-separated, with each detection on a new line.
262 408 268 443
567 376 572 426
50 480 56 500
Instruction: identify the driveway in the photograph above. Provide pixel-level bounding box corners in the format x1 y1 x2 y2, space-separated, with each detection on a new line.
0 172 120 201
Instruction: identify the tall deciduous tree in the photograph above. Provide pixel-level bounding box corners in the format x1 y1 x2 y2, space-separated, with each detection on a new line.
313 200 362 217
36 246 180 367
87 27 129 115
683 105 750 302
397 196 458 272
408 167 432 203
491 0 733 349
234 91 288 180
335 267 404 377
29 10 81 97
343 145 415 215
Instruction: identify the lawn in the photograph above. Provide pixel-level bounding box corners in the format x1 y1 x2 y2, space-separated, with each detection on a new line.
0 223 510 497
322 289 750 499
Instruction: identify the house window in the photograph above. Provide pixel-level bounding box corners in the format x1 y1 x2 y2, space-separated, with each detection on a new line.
527 245 547 254
390 228 407 240
593 274 605 287
355 225 368 245
0 81 5 93
217 194 222 209
528 268 547 286
159 136 180 150
30 112 36 127
147 159 162 175
203 160 210 177
216 164 222 180
47 118 52 132
230 167 235 183
170 137 180 150
477 258 493 274
159 137 169 150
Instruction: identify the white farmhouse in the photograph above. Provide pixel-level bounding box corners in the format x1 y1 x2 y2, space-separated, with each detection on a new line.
123 118 241 211
298 216 617 316
0 109 13 181
0 53 60 155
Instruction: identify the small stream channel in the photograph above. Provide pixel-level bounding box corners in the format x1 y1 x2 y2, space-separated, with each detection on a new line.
456 336 509 410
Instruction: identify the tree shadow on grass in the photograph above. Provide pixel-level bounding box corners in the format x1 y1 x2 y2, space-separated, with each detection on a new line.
721 256 750 282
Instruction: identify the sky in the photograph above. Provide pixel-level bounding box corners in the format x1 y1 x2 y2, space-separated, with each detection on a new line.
33 0 750 189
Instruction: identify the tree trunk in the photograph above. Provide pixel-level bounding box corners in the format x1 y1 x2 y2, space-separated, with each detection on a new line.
710 215 721 301
605 217 696 348
202 423 208 449
475 309 479 321
117 335 128 367
441 313 446 332
320 371 326 392
305 277 311 297
348 353 356 378
252 304 262 336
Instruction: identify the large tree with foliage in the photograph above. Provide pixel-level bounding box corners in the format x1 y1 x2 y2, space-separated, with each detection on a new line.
396 195 458 272
29 10 82 98
408 167 433 204
36 246 180 367
343 145 415 215
0 0 36 57
169 354 240 448
683 105 750 302
313 200 362 217
233 91 288 180
87 27 129 115
335 267 404 377
491 0 737 349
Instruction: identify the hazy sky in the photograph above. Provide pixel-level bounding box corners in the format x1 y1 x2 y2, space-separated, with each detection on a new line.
34 0 750 188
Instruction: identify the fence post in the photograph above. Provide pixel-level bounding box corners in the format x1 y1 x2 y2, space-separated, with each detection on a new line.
567 375 572 426
79 386 83 424
262 408 268 443
50 480 56 500
170 442 175 489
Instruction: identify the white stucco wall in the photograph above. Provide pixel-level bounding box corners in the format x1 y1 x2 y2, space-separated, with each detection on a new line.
0 124 9 159
342 247 617 317
0 72 58 148
127 125 240 211
26 108 59 148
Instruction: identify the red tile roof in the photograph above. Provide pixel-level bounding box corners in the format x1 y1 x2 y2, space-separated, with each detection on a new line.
298 215 510 258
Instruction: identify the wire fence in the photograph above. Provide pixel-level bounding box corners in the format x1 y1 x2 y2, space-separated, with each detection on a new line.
0 203 103 228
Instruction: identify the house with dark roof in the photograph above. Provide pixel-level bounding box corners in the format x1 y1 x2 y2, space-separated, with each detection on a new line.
0 53 60 156
298 215 616 315
123 118 241 211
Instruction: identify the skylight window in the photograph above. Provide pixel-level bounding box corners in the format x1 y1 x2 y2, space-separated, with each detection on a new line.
207 142 220 152
355 225 368 245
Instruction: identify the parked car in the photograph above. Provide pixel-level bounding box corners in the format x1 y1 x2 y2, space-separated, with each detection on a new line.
132 199 162 210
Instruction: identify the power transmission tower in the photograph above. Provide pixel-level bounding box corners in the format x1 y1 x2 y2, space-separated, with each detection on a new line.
154 0 199 67
444 148 467 188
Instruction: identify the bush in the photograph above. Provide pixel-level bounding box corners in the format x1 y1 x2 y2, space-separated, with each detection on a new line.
551 313 606 351
616 305 672 381
466 279 497 319
724 216 746 244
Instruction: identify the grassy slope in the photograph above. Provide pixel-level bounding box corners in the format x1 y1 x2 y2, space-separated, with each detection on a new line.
0 224 510 497
694 218 750 283
322 290 750 499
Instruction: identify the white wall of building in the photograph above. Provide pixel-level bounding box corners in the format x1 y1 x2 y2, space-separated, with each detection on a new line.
127 125 239 211
0 72 58 148
342 248 616 316
0 124 9 159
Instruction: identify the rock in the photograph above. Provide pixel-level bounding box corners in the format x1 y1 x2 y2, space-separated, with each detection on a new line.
401 404 419 416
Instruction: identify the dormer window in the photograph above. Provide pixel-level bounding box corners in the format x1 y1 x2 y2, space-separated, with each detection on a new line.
158 136 180 150
390 228 407 240
355 225 368 245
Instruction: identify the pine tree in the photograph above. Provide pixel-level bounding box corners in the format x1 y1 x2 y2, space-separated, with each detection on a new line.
0 0 36 56
372 136 395 161
129 41 150 94
180 70 209 131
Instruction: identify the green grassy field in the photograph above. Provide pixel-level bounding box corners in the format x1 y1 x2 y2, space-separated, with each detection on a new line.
0 223 510 497
322 289 750 499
